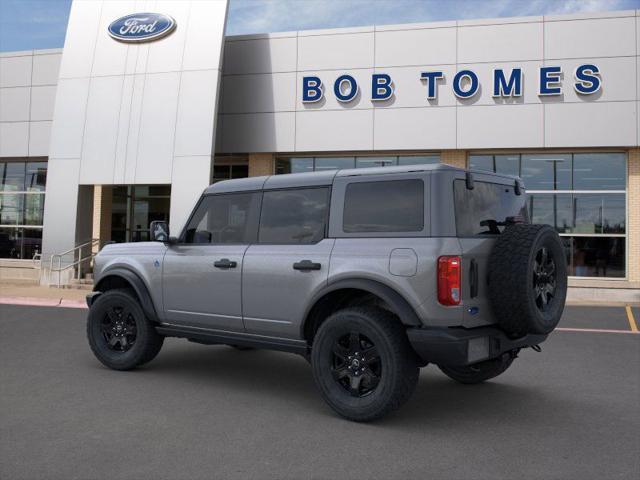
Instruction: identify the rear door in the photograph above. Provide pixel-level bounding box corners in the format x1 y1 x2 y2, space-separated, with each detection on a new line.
242 187 333 339
453 177 528 328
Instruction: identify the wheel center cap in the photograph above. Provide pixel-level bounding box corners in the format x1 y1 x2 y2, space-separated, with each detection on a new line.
351 359 360 368
116 324 123 332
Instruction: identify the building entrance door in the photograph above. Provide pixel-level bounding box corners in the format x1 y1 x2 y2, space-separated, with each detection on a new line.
111 186 171 243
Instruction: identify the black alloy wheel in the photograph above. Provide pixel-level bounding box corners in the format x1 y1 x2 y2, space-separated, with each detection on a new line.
101 305 137 352
87 289 164 371
331 332 381 397
311 307 419 422
532 246 557 312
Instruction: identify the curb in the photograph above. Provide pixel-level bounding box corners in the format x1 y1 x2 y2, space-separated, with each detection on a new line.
0 296 87 309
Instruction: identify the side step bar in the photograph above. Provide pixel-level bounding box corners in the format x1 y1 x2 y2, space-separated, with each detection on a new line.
156 323 309 356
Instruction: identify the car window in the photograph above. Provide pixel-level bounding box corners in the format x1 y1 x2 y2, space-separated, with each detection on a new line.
183 193 260 244
259 188 329 244
454 180 528 236
343 179 424 233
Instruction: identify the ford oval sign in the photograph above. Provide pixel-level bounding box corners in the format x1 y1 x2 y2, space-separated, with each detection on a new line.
108 13 176 43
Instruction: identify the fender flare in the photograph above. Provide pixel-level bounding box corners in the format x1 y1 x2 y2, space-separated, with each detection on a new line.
93 268 159 322
303 278 422 333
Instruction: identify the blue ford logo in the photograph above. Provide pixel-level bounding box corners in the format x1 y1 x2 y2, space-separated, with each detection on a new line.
108 13 176 43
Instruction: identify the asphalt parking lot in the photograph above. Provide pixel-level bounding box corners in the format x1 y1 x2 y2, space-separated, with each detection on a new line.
1 304 638 480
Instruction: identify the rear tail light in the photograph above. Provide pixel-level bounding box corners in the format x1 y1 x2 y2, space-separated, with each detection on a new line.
438 256 461 306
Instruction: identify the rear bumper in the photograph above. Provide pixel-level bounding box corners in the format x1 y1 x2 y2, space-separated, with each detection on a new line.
406 326 547 367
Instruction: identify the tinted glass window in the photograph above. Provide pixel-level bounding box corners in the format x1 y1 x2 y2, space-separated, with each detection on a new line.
259 188 329 244
1 163 26 192
315 157 354 171
454 180 528 236
494 155 520 176
343 180 424 233
398 155 440 166
183 193 260 244
564 236 625 278
521 154 572 190
528 193 572 233
355 157 396 168
572 153 626 190
469 155 493 172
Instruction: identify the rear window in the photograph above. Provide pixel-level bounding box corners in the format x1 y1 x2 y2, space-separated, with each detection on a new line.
343 179 424 233
454 180 528 236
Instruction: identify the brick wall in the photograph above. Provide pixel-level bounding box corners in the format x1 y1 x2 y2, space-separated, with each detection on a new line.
628 148 639 283
441 150 467 168
248 153 274 177
92 186 112 253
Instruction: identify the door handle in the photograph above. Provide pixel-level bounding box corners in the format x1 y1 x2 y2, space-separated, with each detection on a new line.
214 258 237 269
293 260 321 271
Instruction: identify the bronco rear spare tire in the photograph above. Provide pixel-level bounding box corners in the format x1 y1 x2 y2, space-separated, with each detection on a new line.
488 224 567 337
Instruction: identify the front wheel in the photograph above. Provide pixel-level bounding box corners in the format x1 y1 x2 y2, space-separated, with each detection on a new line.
311 307 419 422
87 289 164 371
438 354 514 385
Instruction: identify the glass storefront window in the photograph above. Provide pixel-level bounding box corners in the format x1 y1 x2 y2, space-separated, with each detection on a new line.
355 157 395 168
528 194 573 233
24 194 45 226
469 155 493 171
572 153 626 190
111 185 171 243
1 162 26 192
315 157 355 171
25 162 47 192
494 155 520 176
276 154 441 174
0 227 21 258
521 154 572 190
0 194 24 225
564 236 625 278
398 155 440 165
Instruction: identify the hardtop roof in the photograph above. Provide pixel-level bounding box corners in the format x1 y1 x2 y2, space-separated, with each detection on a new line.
203 162 520 194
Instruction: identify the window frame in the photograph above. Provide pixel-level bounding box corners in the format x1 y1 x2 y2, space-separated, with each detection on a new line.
257 186 331 245
178 191 262 246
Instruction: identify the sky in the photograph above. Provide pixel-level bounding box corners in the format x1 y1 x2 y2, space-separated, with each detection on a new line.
0 0 639 52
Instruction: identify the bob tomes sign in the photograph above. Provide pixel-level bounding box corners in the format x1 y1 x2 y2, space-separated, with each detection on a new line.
302 64 601 103
108 13 176 43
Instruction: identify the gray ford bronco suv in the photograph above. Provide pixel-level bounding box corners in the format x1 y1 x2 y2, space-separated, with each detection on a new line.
86 164 567 422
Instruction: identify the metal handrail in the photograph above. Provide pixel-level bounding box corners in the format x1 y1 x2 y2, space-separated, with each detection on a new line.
49 238 102 288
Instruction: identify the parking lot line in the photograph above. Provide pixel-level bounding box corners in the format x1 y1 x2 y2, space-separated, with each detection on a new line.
625 305 638 332
555 327 639 335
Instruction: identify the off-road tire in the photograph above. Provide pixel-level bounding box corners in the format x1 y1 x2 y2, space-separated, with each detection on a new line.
311 307 419 422
488 224 567 337
439 354 514 384
87 289 164 371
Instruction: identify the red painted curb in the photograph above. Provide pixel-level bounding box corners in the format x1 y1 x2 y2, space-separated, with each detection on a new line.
0 296 87 309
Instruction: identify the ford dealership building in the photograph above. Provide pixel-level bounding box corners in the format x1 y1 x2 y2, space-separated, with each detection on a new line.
0 0 638 300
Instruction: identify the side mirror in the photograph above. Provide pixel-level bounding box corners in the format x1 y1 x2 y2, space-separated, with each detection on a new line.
150 221 170 243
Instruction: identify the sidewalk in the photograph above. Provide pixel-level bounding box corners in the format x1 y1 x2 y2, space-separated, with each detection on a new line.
0 281 88 309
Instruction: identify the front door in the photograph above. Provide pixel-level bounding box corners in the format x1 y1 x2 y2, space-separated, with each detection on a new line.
242 187 332 339
162 192 261 331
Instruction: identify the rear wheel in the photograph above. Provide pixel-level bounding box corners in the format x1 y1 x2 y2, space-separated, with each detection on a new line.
311 307 419 422
439 354 514 384
87 289 163 371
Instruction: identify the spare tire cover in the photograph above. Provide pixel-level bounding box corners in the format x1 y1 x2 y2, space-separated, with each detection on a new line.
487 224 567 336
